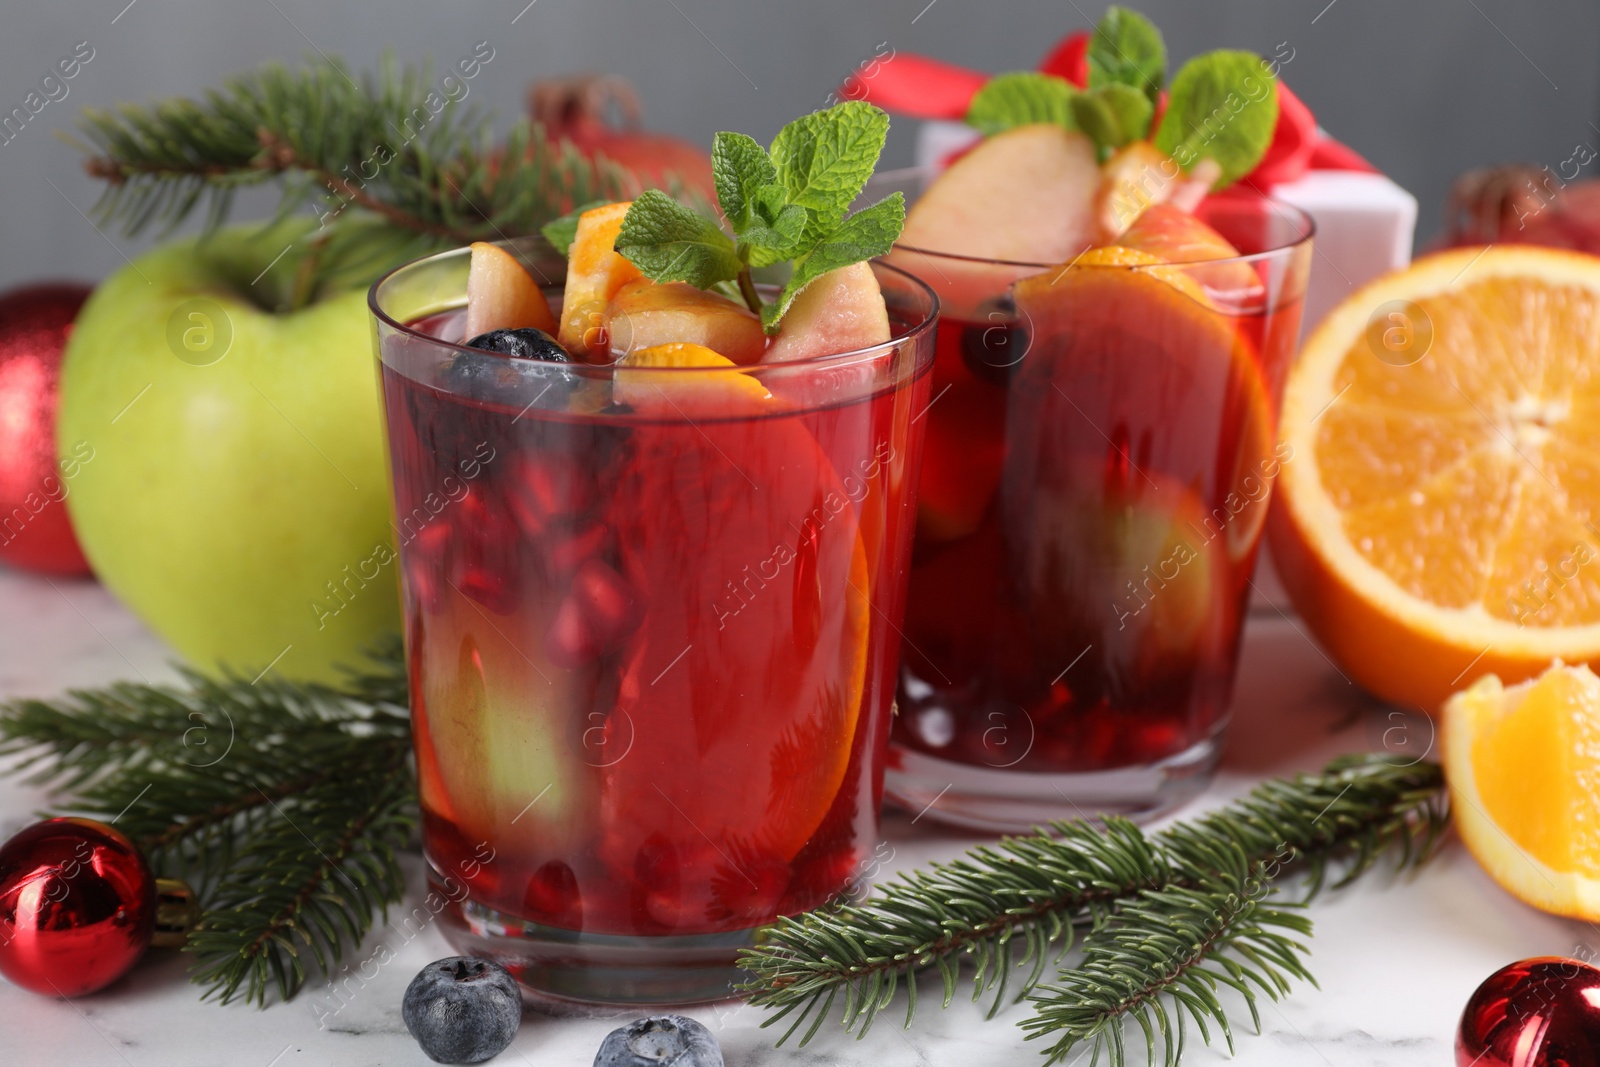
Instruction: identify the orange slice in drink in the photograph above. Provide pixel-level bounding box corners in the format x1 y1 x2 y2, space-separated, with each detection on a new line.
614 341 773 414
1270 246 1600 710
600 402 872 927
1445 662 1600 918
1011 247 1276 550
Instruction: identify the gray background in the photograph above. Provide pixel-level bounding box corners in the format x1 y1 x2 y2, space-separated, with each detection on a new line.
1 0 1597 290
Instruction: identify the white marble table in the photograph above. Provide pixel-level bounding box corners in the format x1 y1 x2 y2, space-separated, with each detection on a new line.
0 567 1581 1066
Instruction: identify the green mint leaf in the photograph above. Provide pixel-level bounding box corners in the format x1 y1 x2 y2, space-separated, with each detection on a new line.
769 101 889 236
614 189 741 289
1154 50 1279 189
1087 6 1167 100
752 184 789 226
540 200 612 257
1070 83 1155 152
742 203 809 269
762 192 903 332
964 72 1077 137
711 131 776 233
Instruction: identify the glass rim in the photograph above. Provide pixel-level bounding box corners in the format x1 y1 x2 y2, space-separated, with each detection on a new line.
876 164 1317 270
368 239 941 378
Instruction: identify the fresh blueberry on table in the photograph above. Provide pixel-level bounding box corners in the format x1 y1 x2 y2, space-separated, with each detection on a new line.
593 1015 723 1067
402 956 522 1064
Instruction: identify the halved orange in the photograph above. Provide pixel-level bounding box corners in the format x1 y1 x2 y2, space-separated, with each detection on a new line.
1270 246 1600 711
1444 662 1600 918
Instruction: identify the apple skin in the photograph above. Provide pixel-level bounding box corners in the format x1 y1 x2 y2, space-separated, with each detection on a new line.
57 219 400 683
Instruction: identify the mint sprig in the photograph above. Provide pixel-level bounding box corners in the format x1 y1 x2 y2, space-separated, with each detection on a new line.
1086 6 1166 100
1070 84 1153 150
965 72 1078 138
962 5 1278 190
614 190 742 285
614 101 904 334
1154 49 1280 189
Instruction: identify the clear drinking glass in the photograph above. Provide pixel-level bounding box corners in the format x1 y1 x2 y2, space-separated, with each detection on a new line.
877 169 1314 829
369 241 936 1005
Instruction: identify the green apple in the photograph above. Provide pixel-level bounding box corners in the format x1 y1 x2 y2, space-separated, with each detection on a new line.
58 218 400 683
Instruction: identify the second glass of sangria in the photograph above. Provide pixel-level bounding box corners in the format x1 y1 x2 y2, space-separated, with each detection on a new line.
880 140 1313 828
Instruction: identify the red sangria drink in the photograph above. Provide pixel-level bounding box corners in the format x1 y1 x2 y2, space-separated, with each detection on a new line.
370 117 935 1003
877 90 1312 828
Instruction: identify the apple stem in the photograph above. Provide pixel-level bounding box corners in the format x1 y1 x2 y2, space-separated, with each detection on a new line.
736 267 763 317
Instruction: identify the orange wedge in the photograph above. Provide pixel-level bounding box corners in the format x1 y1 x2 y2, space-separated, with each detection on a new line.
1444 662 1600 918
558 201 641 360
1270 246 1600 711
614 341 772 414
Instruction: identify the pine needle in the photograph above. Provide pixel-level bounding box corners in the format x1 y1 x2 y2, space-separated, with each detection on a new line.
739 755 1448 1065
71 54 633 301
0 639 415 1005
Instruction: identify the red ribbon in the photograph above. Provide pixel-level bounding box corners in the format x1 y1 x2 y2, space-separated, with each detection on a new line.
848 31 1373 188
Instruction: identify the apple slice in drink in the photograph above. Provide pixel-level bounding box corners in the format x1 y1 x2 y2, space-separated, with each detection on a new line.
411 603 593 878
557 201 643 360
763 262 890 364
465 242 557 337
606 278 766 364
892 124 1099 320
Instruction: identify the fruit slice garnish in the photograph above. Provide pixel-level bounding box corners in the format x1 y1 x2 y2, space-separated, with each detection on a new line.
1445 663 1600 918
614 341 772 414
600 402 873 905
606 278 766 365
901 124 1100 264
1014 464 1225 688
762 262 890 364
465 242 557 338
1093 144 1221 243
1269 246 1600 710
1008 245 1274 618
1040 244 1213 304
1093 141 1180 242
557 201 642 360
1117 203 1262 299
893 123 1099 320
412 616 592 865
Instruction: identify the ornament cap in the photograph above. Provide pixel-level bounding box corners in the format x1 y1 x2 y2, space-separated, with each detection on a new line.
152 877 200 948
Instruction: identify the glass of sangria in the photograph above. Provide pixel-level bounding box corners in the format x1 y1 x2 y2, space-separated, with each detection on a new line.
882 171 1313 829
369 237 936 1005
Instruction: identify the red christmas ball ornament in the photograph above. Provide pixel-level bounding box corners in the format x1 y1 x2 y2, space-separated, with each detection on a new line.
1457 956 1600 1067
0 818 196 997
0 283 95 576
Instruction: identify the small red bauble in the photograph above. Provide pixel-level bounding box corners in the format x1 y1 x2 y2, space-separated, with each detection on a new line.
1457 956 1600 1067
0 283 95 576
0 818 156 997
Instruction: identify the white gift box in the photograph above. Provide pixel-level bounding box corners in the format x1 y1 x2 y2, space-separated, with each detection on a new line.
912 120 1419 335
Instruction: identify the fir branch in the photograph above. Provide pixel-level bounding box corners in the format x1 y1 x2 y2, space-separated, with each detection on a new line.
0 639 415 1005
185 754 414 1005
72 54 632 294
739 755 1447 1062
1022 844 1312 1066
